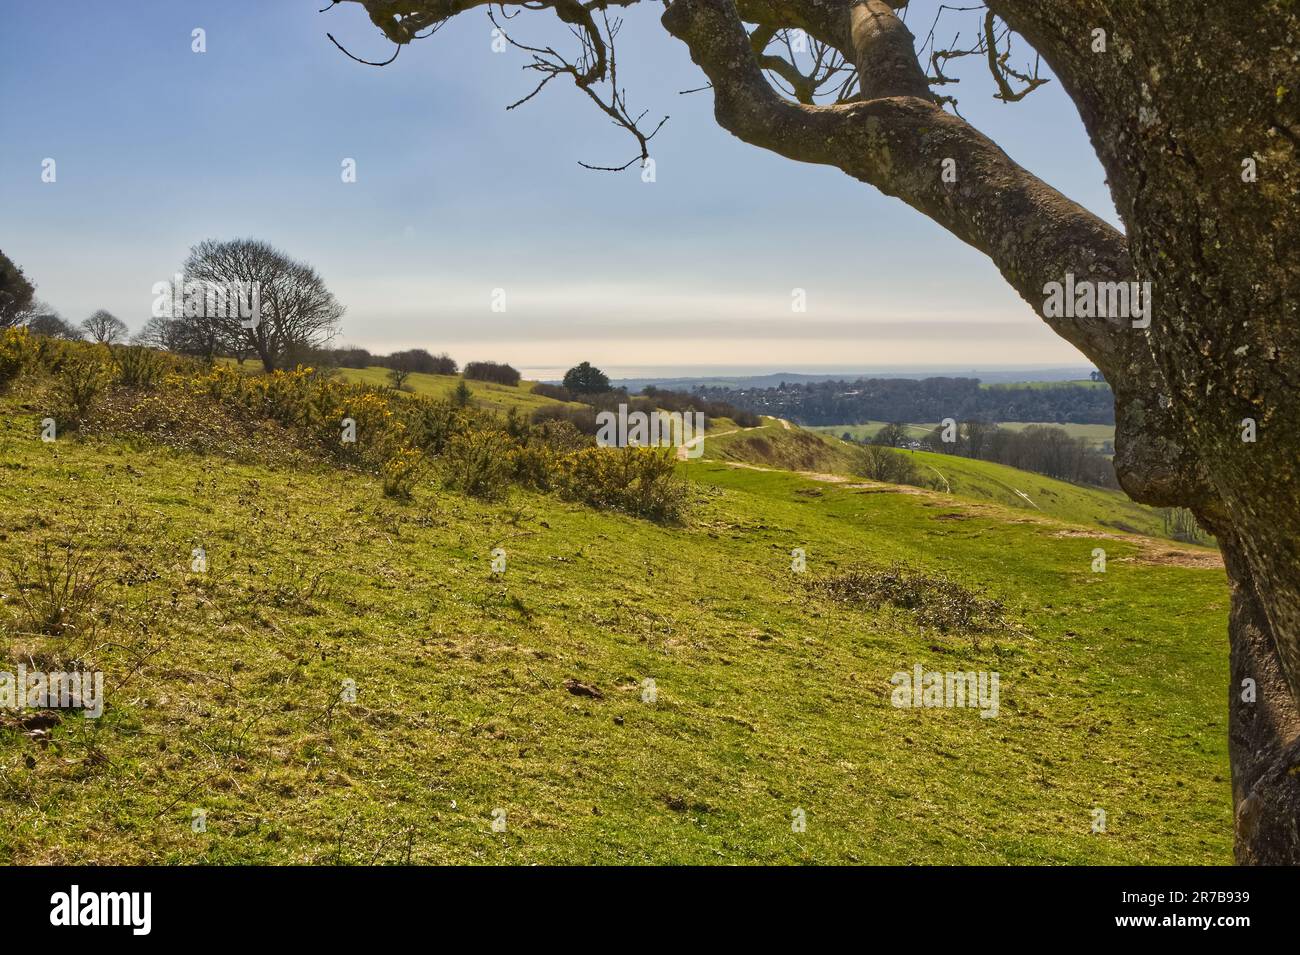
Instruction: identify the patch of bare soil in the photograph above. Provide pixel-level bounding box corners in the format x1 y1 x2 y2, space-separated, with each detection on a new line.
1051 529 1223 569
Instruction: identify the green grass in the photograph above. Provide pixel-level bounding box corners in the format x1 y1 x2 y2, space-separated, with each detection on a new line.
334 367 577 416
704 418 867 473
717 423 1175 540
903 450 1164 537
0 392 1232 864
809 421 936 443
980 379 1110 390
995 421 1114 449
810 421 1114 450
219 360 575 417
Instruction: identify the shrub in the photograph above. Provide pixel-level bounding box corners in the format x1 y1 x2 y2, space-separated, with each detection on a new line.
109 344 171 390
0 326 33 392
463 361 520 386
856 444 925 486
531 382 574 403
83 387 307 465
408 398 462 455
532 403 598 435
53 357 111 430
379 348 457 375
321 346 373 368
534 417 591 452
2 539 106 640
442 428 514 500
381 448 423 499
329 390 403 466
511 441 558 491
555 446 687 523
807 564 1008 634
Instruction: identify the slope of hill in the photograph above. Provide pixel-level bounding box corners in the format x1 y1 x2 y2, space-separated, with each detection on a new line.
333 367 577 416
219 361 576 417
809 421 1115 451
0 393 1231 864
707 421 1188 543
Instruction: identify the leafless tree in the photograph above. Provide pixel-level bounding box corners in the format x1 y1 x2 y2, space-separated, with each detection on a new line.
27 313 83 340
81 309 129 345
133 315 186 351
182 238 345 372
327 0 1300 862
11 298 58 329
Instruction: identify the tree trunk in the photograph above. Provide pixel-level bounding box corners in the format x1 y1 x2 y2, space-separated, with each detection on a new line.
250 329 276 373
987 0 1300 863
1220 529 1300 863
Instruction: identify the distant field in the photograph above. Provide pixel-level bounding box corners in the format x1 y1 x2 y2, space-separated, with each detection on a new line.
718 422 1175 540
997 421 1114 449
810 421 1115 450
981 379 1110 390
809 422 937 443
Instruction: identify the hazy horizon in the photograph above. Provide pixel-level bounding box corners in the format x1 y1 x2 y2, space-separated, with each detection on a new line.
523 362 1097 382
3 0 1120 369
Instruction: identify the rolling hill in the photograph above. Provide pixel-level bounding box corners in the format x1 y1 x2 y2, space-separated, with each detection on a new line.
0 377 1231 864
707 420 1181 542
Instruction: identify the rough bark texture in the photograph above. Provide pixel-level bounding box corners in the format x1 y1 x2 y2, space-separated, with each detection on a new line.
345 0 1300 862
983 0 1300 865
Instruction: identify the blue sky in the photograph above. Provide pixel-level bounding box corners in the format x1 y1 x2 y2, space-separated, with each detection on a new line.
1 0 1119 377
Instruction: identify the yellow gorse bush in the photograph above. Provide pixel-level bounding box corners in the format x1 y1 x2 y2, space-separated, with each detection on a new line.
20 341 691 521
554 446 687 523
0 327 35 391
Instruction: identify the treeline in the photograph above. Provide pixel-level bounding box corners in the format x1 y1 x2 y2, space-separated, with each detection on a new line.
322 346 458 375
695 377 1114 425
641 386 763 428
870 420 1118 489
529 376 760 434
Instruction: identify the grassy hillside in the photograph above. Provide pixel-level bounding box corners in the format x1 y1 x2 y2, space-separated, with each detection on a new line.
903 450 1165 538
809 421 1115 450
997 421 1114 449
334 366 576 416
0 390 1232 864
703 418 866 473
219 360 574 417
809 421 937 443
713 422 1178 541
